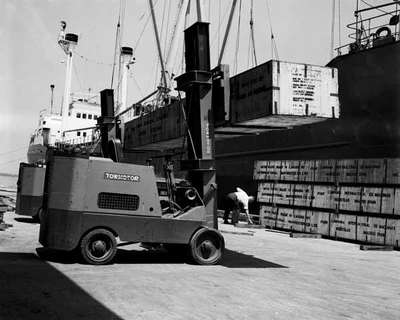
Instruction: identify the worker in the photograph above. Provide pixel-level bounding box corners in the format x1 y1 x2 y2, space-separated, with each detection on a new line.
223 187 255 225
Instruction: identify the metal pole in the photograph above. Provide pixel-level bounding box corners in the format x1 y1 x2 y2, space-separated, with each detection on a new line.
50 84 55 114
196 0 205 22
218 0 238 65
61 50 73 135
331 0 336 59
148 0 168 89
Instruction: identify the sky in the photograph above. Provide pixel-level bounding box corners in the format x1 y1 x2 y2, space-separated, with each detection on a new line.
0 0 374 174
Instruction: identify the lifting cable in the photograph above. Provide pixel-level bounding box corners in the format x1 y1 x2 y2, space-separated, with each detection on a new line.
110 0 124 88
331 0 336 59
234 0 242 74
338 0 342 48
265 0 279 60
250 0 258 66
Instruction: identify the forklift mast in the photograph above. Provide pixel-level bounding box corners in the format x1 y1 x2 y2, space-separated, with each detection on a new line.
176 22 217 229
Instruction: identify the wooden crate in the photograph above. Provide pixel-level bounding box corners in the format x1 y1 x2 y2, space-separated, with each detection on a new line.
280 160 300 181
360 187 382 214
330 213 357 240
394 188 400 216
386 158 400 185
289 209 308 232
265 160 281 181
312 185 340 210
357 158 386 184
291 184 313 207
298 160 316 182
257 182 274 203
259 205 278 227
253 160 267 181
336 159 358 183
276 207 294 229
356 216 386 245
314 159 337 183
273 183 292 205
305 211 330 235
385 219 400 247
339 186 361 212
381 188 396 215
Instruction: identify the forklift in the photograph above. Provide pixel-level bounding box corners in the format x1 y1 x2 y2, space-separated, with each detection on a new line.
38 22 226 265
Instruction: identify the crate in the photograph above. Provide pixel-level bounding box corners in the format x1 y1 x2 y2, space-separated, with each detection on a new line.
257 182 274 203
357 158 386 184
385 219 400 247
298 160 316 182
330 213 357 240
381 188 396 215
386 158 400 184
273 183 293 205
230 60 339 124
360 187 382 214
356 216 386 245
305 211 330 235
265 160 281 181
280 160 300 181
339 186 361 212
314 159 337 183
312 185 340 210
259 205 278 227
336 159 358 183
276 207 294 229
253 160 267 181
290 209 308 232
291 184 313 207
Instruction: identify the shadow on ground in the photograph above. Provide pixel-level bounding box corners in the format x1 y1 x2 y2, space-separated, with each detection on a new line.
0 252 123 320
36 247 287 268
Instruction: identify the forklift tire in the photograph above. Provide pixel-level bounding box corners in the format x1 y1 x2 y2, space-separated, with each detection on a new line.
189 228 224 265
80 228 117 265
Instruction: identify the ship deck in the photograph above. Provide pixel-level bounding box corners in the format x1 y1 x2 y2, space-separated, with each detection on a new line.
1 210 399 320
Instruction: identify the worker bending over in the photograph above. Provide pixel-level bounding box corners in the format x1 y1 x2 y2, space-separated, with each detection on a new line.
223 187 255 225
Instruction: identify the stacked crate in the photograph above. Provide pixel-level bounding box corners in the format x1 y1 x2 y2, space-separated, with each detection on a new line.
254 158 400 248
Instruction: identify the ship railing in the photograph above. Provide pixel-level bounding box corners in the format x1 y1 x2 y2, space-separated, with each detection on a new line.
335 1 400 56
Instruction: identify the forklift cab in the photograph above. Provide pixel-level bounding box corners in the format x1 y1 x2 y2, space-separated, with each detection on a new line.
39 154 224 265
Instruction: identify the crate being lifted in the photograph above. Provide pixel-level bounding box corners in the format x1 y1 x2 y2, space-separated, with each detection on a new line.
229 60 339 127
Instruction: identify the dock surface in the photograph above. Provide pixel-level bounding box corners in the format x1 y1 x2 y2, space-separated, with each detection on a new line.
1 212 399 320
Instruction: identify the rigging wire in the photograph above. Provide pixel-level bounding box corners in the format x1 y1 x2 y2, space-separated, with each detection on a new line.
338 0 342 48
265 0 279 60
217 0 221 61
331 0 336 60
249 0 258 66
75 51 113 67
110 0 123 88
233 0 242 74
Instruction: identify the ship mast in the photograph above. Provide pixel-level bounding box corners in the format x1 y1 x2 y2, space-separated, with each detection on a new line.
58 21 78 138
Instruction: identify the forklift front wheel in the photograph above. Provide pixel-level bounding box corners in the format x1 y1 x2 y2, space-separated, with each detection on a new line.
80 228 117 265
189 228 224 265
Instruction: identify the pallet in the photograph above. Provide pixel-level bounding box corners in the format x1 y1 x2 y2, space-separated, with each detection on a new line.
359 245 394 251
290 232 322 239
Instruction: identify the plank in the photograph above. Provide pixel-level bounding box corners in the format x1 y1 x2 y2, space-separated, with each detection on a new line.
291 184 313 207
265 160 281 181
312 185 340 210
385 158 400 184
360 187 382 214
314 159 337 183
298 160 316 182
259 205 278 228
339 186 361 212
280 160 300 181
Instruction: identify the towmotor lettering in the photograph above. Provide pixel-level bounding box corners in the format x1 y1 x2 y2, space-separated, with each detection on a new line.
104 172 140 182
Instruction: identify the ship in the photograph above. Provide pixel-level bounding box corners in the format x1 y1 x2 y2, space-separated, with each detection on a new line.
27 22 101 164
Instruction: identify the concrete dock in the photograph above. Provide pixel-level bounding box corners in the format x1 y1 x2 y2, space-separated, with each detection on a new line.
0 211 399 320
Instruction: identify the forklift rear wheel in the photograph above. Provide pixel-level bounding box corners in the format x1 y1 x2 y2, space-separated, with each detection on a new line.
80 229 117 265
189 228 224 265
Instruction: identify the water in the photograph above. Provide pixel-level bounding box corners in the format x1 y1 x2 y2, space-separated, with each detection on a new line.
0 174 18 191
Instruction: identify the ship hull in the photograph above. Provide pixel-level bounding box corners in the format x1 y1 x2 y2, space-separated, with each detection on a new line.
27 144 48 164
